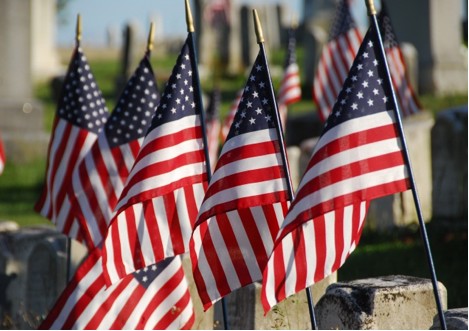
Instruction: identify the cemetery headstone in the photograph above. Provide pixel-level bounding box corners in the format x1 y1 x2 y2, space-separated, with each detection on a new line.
431 307 468 330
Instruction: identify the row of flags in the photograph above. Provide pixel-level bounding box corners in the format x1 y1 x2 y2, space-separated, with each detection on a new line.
35 0 422 329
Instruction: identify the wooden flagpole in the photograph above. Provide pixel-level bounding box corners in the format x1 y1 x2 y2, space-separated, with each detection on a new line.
253 9 318 330
365 0 447 329
146 22 155 56
185 1 230 329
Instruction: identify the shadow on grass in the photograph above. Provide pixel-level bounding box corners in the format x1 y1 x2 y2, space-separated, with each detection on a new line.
339 222 468 309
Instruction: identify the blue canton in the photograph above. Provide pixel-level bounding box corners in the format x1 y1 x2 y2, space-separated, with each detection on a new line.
133 257 173 289
106 56 159 147
226 53 277 140
58 48 109 134
323 25 393 134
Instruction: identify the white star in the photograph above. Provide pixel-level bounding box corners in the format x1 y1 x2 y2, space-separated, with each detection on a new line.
188 70 192 76
181 64 186 69
255 107 262 115
176 98 181 104
184 79 188 86
176 73 181 79
167 93 172 99
368 40 374 47
151 265 157 271
142 276 148 282
346 87 352 93
249 117 256 124
162 104 167 109
340 99 346 105
184 54 190 60
351 103 358 110
189 86 194 92
362 80 369 88
256 65 262 71
373 59 378 66
382 96 388 103
367 70 374 77
171 107 177 114
335 110 341 117
234 121 241 128
250 75 256 81
373 88 379 95
357 64 363 70
262 98 268 105
377 78 383 85
172 84 176 89
259 82 266 88
180 89 184 95
191 102 195 108
363 52 369 58
241 111 246 118
245 86 250 92
252 91 259 98
367 99 374 106
265 114 272 122
246 101 253 108
351 75 358 82
357 91 364 99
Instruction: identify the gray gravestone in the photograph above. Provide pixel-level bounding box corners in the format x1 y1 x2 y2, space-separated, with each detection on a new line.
0 0 49 163
115 22 138 97
431 106 468 221
316 275 447 330
431 307 468 330
386 0 467 94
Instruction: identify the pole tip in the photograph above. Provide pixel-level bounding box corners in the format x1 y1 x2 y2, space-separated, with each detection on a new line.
185 0 195 33
146 22 155 53
365 0 377 16
76 13 82 45
252 9 264 44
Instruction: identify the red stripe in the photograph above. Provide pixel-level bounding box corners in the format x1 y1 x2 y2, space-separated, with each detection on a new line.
165 192 185 255
184 184 203 229
292 226 307 294
312 215 326 283
238 208 269 270
142 200 165 264
125 206 146 273
155 289 192 329
261 204 281 243
271 237 286 305
109 280 144 329
216 213 253 286
331 207 344 272
180 311 195 330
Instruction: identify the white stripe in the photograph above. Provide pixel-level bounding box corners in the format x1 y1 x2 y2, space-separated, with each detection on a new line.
103 224 119 285
121 138 143 171
153 195 174 257
250 206 274 254
340 204 354 265
263 251 278 309
174 187 193 252
303 221 316 288
330 39 349 84
141 115 200 149
118 209 138 278
282 234 297 298
323 211 336 276
165 297 193 330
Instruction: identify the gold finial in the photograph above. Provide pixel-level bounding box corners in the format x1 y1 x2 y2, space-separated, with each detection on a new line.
252 9 264 44
185 0 195 33
146 22 155 53
76 14 82 45
365 0 377 16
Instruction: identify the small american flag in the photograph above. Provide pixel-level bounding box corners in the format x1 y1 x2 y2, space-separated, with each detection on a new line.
220 89 243 143
0 133 5 175
190 51 290 310
40 248 194 330
35 47 109 242
262 23 411 312
102 34 208 286
205 88 222 171
313 0 363 122
379 2 421 117
68 54 159 249
277 27 301 128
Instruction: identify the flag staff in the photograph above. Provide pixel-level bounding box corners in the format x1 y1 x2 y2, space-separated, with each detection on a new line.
185 0 229 329
75 13 82 47
253 9 318 330
365 0 447 329
146 22 155 55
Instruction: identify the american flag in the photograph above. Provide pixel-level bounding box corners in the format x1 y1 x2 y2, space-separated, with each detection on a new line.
40 247 194 330
205 88 221 171
262 23 411 312
35 47 109 242
102 34 208 286
277 27 301 128
190 51 290 310
220 89 243 143
0 133 5 175
313 0 363 122
379 2 421 117
68 55 159 249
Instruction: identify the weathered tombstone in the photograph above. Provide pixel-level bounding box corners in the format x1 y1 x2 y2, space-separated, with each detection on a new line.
285 111 323 147
386 0 467 94
316 275 448 330
213 274 337 329
0 0 49 163
227 1 243 75
240 5 261 68
431 106 468 221
25 239 67 328
431 307 468 330
400 42 419 93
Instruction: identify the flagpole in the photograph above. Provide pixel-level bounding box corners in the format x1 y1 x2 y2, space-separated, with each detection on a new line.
185 1 230 329
146 22 155 56
253 10 318 331
365 1 447 329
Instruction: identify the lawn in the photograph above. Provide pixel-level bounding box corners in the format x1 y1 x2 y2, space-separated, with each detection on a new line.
0 46 467 309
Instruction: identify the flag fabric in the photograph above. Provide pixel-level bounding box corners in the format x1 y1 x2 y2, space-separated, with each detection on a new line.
40 247 194 330
190 51 290 310
102 34 208 286
68 55 159 249
220 89 243 143
0 133 5 175
35 47 109 242
379 2 422 117
277 27 301 128
205 88 222 171
262 23 411 312
313 0 363 122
